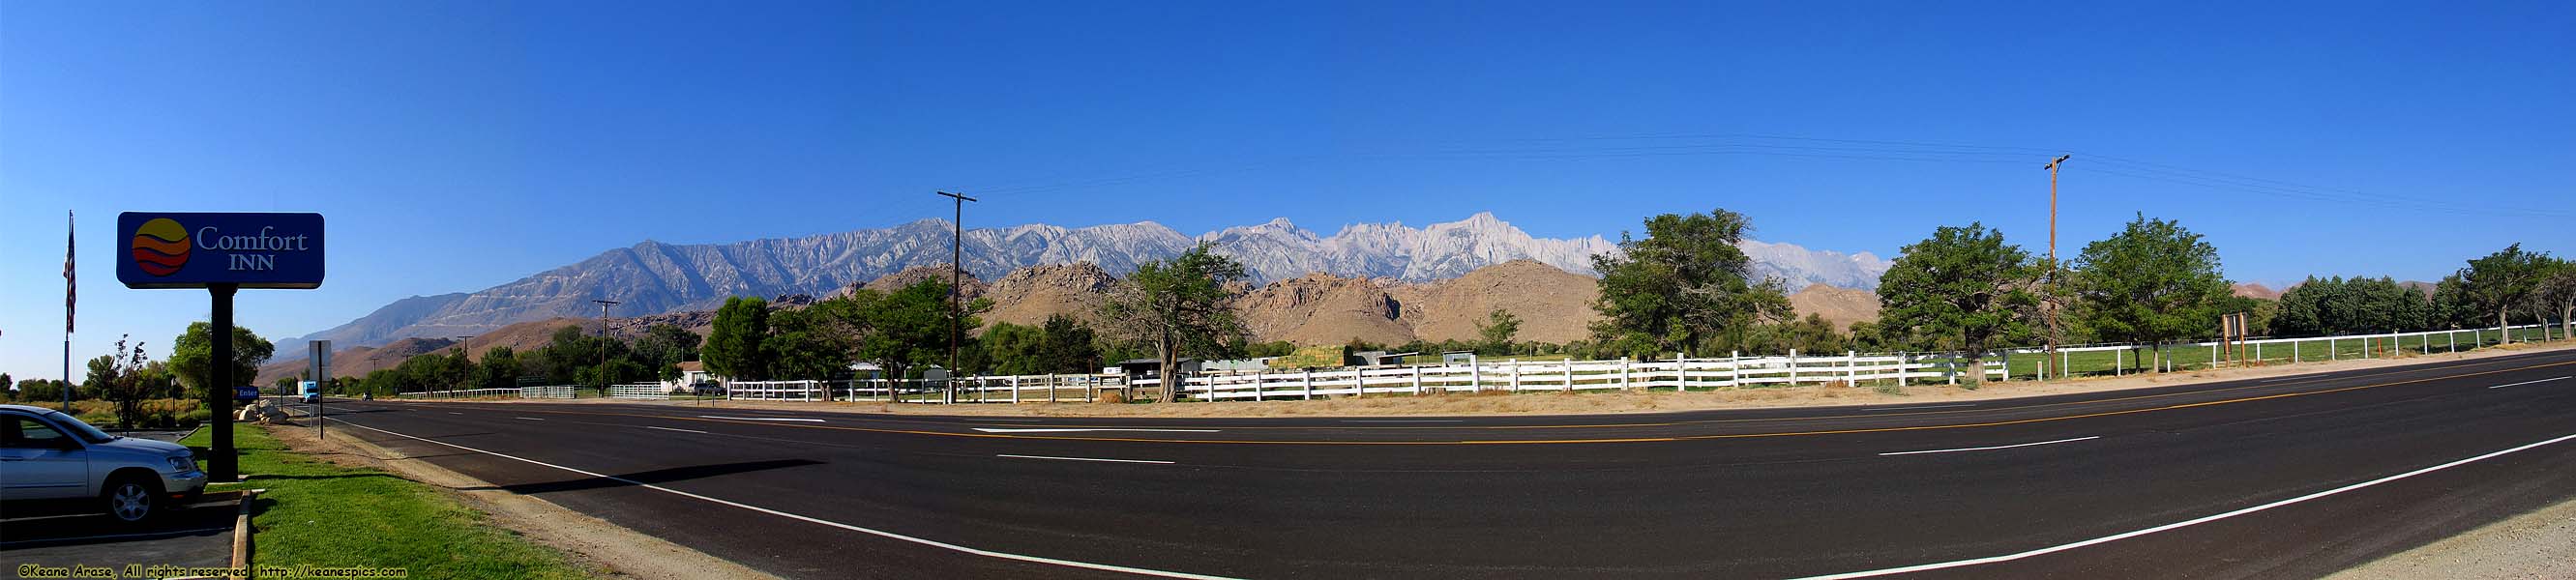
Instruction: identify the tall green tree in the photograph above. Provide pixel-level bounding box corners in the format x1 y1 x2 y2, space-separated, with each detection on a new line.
632 323 702 381
1475 308 1523 355
168 322 276 397
2455 244 2552 343
702 296 772 381
476 346 521 390
2534 260 2576 340
1875 222 2038 375
766 304 853 381
2068 215 2232 371
1098 243 1251 402
1033 314 1104 374
1587 208 1791 357
2274 276 2429 337
839 278 991 381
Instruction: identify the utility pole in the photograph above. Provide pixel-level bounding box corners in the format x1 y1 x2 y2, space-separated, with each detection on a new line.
935 191 977 383
453 335 476 392
2042 155 2071 376
591 300 619 395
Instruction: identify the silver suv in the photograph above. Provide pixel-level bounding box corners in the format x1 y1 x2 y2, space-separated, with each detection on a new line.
0 404 208 523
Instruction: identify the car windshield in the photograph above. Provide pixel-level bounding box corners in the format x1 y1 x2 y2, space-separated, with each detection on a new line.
41 410 118 444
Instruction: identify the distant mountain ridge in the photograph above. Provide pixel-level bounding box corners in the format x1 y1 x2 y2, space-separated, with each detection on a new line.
276 213 1891 356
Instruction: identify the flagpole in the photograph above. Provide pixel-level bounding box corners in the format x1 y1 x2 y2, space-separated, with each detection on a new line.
64 210 74 413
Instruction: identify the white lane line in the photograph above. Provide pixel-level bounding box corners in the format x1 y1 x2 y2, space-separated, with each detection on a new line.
515 417 546 420
320 418 1240 580
1341 420 1465 423
996 454 1175 465
696 415 826 422
1863 404 1976 411
2489 376 2569 390
448 412 464 415
1799 431 2576 579
643 426 710 434
1879 436 2100 456
971 427 1221 433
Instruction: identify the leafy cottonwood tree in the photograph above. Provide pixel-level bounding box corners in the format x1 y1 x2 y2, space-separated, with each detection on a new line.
1875 222 2038 376
2526 258 2574 340
2068 215 2232 372
2455 244 2552 343
703 296 772 381
1475 308 1522 355
1098 243 1250 402
477 346 521 390
169 322 275 398
1587 209 1791 358
2274 276 2430 337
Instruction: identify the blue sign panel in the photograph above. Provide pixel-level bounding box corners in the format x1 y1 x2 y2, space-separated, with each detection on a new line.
233 386 261 402
116 212 325 289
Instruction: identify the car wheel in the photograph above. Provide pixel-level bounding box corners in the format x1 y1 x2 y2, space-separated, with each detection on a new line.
104 477 160 523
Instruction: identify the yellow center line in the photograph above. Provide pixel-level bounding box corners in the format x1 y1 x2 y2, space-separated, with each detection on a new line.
381 358 2574 446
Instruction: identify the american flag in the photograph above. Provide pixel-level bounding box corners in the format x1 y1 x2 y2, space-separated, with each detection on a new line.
65 211 74 335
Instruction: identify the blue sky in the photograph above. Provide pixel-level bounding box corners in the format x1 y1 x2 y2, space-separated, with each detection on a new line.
5 2 2571 381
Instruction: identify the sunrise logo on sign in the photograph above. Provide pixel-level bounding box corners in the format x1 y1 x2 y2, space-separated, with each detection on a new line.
131 218 192 276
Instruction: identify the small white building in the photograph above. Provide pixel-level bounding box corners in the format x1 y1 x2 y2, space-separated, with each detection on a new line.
666 361 721 391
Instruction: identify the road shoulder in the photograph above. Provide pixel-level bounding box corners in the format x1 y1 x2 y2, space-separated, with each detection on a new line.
2329 494 2576 580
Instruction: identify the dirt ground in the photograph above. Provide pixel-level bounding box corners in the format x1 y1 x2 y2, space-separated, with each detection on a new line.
2327 495 2576 580
459 340 2576 419
264 421 778 580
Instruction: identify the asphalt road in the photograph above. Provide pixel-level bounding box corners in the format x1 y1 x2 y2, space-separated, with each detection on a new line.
308 348 2576 579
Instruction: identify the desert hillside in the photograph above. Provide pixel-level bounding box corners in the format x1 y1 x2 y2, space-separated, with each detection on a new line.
281 260 1883 381
1788 283 1882 329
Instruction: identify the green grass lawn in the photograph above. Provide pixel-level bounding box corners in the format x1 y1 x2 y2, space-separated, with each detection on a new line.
182 424 594 580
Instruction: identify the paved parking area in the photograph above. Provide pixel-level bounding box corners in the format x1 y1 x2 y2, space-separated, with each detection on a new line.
3 428 238 580
3 500 238 579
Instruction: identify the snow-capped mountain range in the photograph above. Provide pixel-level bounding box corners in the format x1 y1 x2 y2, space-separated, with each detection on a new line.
274 213 1889 355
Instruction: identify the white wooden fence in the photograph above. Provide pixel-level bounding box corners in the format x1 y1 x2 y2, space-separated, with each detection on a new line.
727 380 829 401
397 388 521 399
519 385 576 399
690 322 2562 405
1994 322 2564 380
609 384 673 400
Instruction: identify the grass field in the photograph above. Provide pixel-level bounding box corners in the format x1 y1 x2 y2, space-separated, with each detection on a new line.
182 424 593 580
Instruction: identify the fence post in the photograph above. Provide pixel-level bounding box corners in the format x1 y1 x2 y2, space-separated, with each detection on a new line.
1621 358 1634 391
2116 347 2124 376
1675 353 1688 392
1469 355 1482 392
2329 338 2337 361
1303 368 1315 400
2211 343 2218 369
2000 350 2011 382
1846 350 1858 386
1788 350 1799 387
1411 366 1424 396
2449 333 2455 353
1730 351 1740 389
1509 360 1522 392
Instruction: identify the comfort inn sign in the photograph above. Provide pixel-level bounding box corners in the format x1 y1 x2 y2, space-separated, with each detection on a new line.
116 212 326 289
